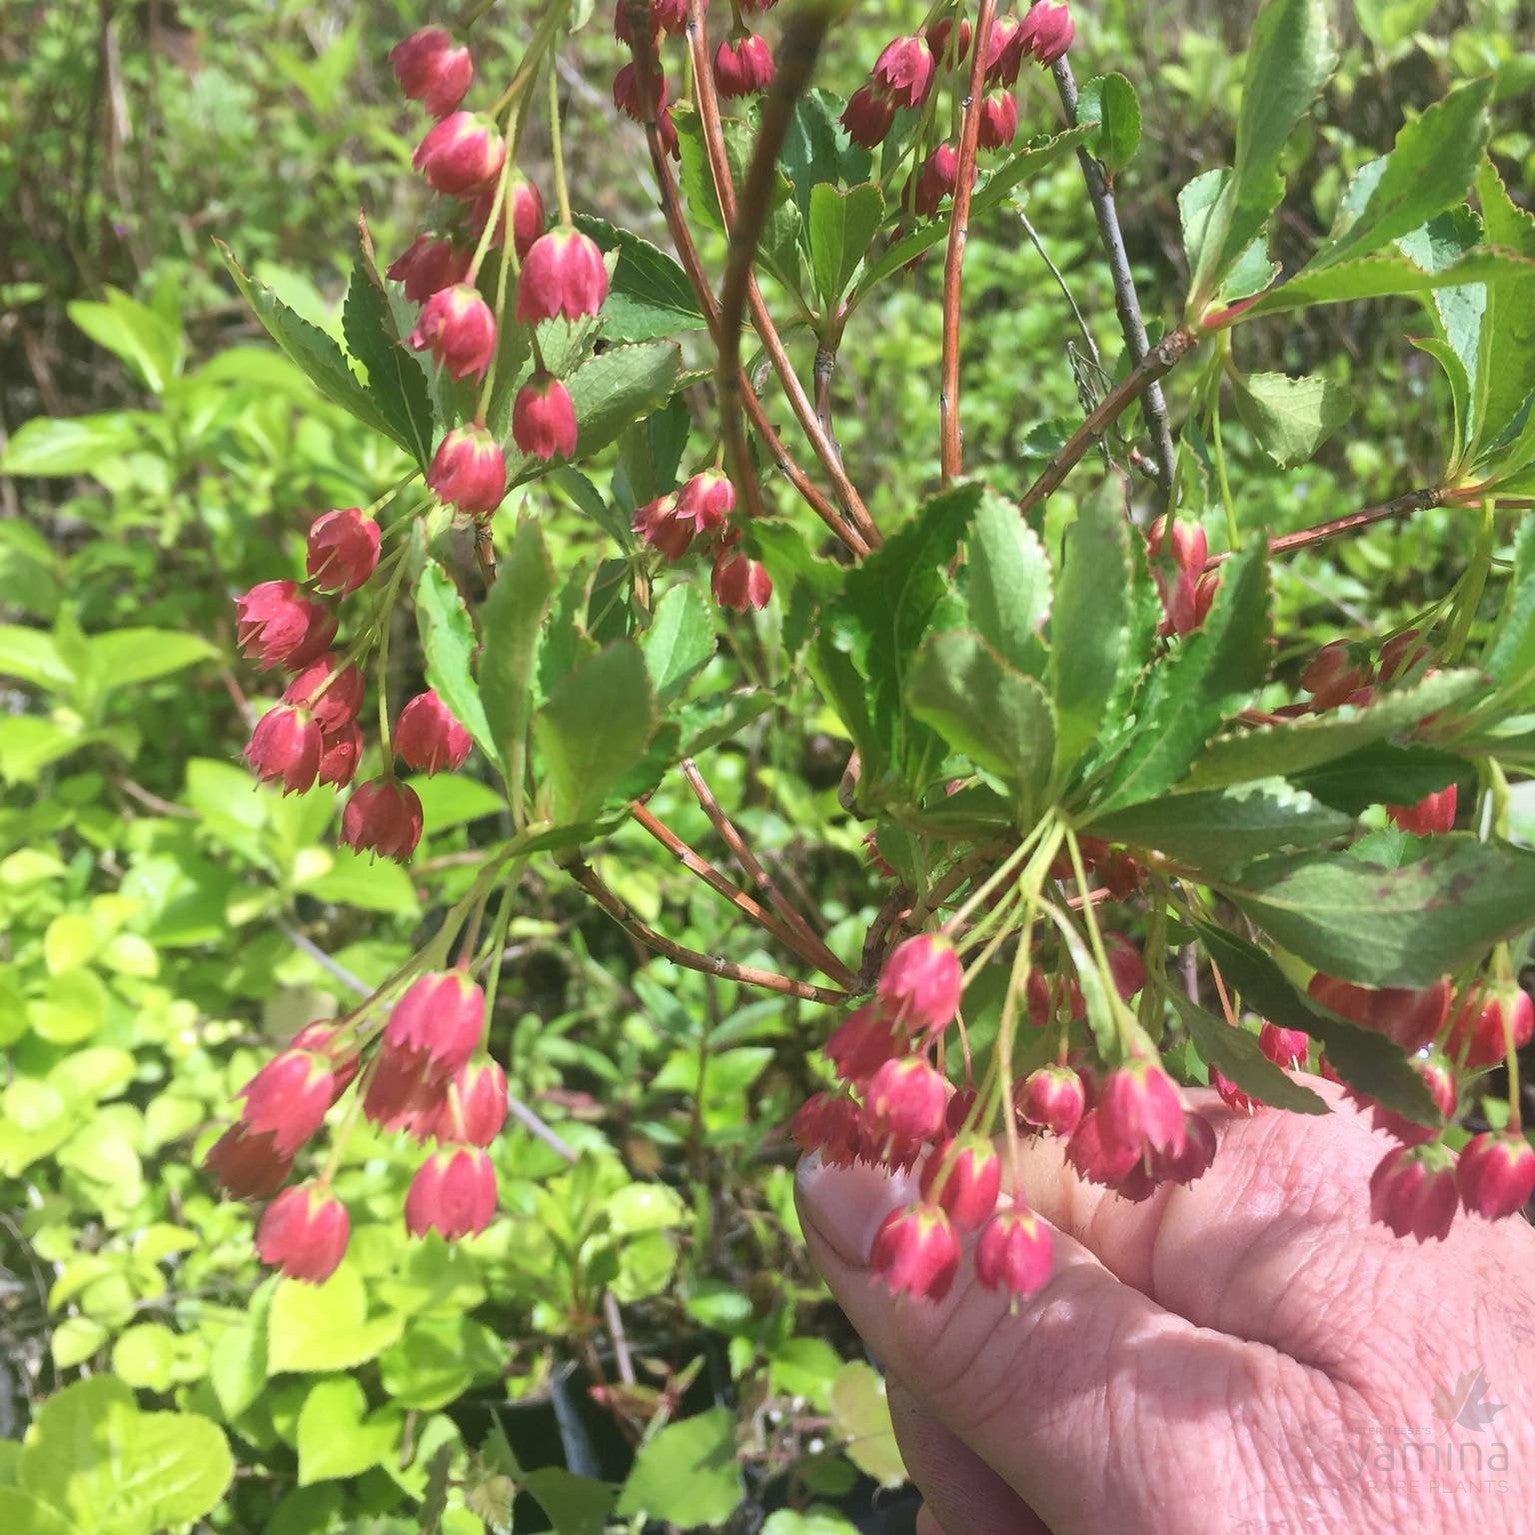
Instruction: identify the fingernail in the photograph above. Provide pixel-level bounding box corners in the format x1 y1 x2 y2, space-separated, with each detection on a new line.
795 1155 915 1270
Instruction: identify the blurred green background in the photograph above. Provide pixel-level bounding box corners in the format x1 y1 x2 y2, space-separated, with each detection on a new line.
1 2 1532 1532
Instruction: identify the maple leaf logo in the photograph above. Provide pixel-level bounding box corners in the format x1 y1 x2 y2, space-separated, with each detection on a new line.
1432 1364 1505 1432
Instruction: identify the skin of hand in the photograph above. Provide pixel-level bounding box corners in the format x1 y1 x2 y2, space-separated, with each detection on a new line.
796 1078 1535 1535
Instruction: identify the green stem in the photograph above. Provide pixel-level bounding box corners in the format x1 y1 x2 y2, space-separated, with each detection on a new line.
1445 498 1495 664
548 60 572 226
373 551 412 764
1211 403 1238 549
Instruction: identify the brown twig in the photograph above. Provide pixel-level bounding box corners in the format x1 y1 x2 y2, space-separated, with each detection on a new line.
695 2 880 552
1050 56 1177 493
1204 486 1448 569
567 860 850 1004
938 0 996 484
1017 322 1199 516
678 757 860 988
624 27 868 554
629 800 853 982
859 886 915 988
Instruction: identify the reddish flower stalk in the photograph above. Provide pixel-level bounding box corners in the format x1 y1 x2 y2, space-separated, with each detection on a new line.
938 0 995 485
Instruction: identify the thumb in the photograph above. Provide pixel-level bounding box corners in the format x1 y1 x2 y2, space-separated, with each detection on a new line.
795 1155 1310 1535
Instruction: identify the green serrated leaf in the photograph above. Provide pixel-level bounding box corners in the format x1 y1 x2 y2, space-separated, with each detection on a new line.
1182 669 1483 789
615 1409 741 1527
535 342 682 470
1191 920 1436 1120
1190 0 1336 304
1096 536 1270 812
1233 372 1354 468
216 239 402 448
964 489 1050 675
1244 248 1535 320
1309 79 1494 272
1077 72 1141 176
574 214 705 343
481 519 556 796
1290 742 1462 816
1166 991 1329 1113
643 582 716 705
342 258 435 467
907 631 1055 816
416 558 495 760
808 182 884 309
1223 836 1535 987
532 640 656 823
1475 159 1535 454
1087 778 1351 872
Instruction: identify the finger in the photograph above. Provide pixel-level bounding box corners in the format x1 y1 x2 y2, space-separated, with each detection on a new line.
796 1155 1316 1535
889 1382 1052 1535
1006 1078 1431 1370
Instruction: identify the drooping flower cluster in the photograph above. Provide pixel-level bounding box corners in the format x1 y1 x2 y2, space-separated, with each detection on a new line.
633 471 773 612
838 3 1075 222
206 969 508 1281
233 516 473 865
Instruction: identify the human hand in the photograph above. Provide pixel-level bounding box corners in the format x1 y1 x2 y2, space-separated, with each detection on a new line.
796 1079 1535 1535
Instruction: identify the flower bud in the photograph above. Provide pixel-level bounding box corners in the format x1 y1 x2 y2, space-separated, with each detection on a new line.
405 1145 498 1239
428 424 506 514
409 282 497 382
976 1208 1053 1298
318 721 363 788
235 580 337 671
1377 628 1428 684
1458 1132 1535 1220
1299 640 1371 711
290 1021 360 1094
1019 1 1075 67
714 34 775 99
871 35 934 109
245 704 322 795
791 1091 862 1165
1368 1052 1455 1145
468 174 546 262
1104 933 1146 1002
840 85 897 149
1258 1022 1310 1070
387 236 472 304
390 27 473 118
385 969 486 1084
1369 1142 1458 1243
869 1203 960 1300
341 777 424 862
306 507 380 595
363 1046 445 1136
978 90 1019 151
877 933 963 1033
204 1124 291 1199
1446 984 1534 1069
910 143 963 219
429 1056 509 1147
711 551 772 612
1098 1059 1187 1160
239 1047 338 1156
256 1181 350 1283
283 655 364 735
613 60 672 121
1307 973 1450 1054
919 1135 1002 1230
925 15 972 60
675 471 736 534
824 1002 903 1083
632 493 695 562
394 689 472 776
516 227 609 323
413 111 506 197
864 1055 948 1143
512 371 579 460
1160 1110 1218 1185
983 14 1024 84
1386 784 1457 836
1018 1064 1086 1134
1146 513 1208 574
1210 1067 1261 1116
